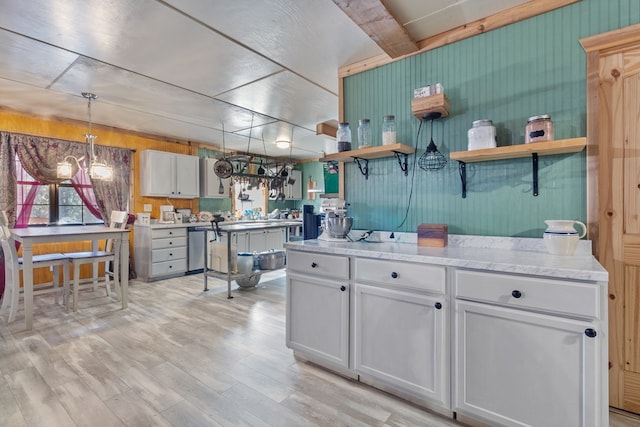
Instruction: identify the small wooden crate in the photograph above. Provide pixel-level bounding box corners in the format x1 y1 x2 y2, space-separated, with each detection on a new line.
417 224 448 247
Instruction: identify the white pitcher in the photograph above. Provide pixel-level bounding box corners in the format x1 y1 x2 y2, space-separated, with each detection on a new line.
543 220 587 255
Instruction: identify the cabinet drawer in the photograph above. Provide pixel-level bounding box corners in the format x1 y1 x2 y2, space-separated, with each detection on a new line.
355 258 445 294
151 236 187 250
151 259 187 276
152 228 187 239
287 250 349 280
151 246 187 263
455 270 600 319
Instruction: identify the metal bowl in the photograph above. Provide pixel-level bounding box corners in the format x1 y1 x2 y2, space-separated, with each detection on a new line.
235 273 261 288
326 217 353 238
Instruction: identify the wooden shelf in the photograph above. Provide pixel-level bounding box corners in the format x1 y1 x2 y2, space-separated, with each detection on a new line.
450 137 586 199
411 93 450 120
320 143 414 162
449 137 586 163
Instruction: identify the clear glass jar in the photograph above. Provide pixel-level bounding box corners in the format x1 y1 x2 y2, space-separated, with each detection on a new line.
525 114 554 143
467 119 497 151
357 119 371 148
336 122 352 152
382 115 396 145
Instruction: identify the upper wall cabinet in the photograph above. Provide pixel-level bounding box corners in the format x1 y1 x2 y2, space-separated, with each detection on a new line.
200 158 231 199
140 150 200 198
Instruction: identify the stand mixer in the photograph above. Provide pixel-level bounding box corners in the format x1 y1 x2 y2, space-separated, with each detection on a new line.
318 198 353 241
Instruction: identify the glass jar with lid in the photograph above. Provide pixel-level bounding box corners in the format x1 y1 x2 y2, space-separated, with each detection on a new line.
336 122 352 152
357 119 371 148
382 115 396 145
525 115 554 143
467 119 497 151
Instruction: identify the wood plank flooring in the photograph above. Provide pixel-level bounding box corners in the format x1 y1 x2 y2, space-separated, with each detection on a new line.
0 271 637 426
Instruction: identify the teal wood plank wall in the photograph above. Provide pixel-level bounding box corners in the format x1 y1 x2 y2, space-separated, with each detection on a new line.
341 0 640 237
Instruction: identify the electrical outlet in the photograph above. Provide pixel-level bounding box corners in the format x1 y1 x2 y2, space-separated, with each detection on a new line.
143 204 152 212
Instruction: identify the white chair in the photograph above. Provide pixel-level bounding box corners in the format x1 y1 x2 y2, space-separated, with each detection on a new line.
0 224 70 323
64 210 128 311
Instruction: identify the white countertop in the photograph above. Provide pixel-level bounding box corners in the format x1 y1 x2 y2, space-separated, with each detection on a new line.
284 234 608 283
136 219 302 230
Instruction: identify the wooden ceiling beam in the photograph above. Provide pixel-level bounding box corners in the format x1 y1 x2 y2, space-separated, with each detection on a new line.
332 0 418 58
339 0 581 77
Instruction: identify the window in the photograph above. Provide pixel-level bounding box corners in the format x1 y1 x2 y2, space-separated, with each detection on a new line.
15 155 102 226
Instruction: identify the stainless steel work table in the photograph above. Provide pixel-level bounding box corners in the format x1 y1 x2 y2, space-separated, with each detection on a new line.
198 220 302 298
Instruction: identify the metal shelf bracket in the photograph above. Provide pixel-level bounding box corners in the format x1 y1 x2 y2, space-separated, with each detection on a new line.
353 157 369 180
532 153 539 196
394 151 409 176
457 161 467 199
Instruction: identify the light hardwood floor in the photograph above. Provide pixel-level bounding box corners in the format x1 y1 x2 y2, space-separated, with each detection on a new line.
0 271 638 427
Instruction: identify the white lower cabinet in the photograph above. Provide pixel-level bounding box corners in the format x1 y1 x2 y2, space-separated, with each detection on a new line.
454 269 607 427
286 272 350 371
354 283 449 409
134 225 188 281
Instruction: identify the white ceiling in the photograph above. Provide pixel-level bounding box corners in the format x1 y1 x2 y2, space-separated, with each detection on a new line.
0 0 530 159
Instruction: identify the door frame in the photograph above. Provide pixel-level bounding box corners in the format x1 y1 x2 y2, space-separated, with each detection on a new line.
581 22 640 411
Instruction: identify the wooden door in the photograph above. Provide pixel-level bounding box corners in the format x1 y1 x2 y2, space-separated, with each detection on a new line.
582 24 640 413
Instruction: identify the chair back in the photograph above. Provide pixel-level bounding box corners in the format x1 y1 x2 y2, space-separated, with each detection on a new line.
0 230 19 288
0 210 8 227
109 211 128 230
105 211 128 253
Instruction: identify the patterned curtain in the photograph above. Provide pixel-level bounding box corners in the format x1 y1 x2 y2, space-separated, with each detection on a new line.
91 144 132 222
14 134 86 184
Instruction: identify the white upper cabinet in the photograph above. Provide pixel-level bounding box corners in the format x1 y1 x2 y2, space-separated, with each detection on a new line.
200 158 231 198
140 150 199 198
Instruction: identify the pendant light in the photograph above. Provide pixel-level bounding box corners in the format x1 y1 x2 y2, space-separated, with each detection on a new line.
418 112 447 171
57 92 114 181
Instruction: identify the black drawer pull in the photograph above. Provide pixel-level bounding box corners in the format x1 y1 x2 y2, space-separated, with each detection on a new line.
169 253 173 256
585 328 597 338
435 302 442 309
391 272 398 279
340 285 346 292
511 290 522 299
311 262 317 268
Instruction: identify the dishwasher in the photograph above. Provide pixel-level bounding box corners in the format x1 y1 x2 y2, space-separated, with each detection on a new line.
187 228 209 273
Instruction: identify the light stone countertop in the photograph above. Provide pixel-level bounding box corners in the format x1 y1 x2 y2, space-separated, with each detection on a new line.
136 219 302 230
284 233 608 283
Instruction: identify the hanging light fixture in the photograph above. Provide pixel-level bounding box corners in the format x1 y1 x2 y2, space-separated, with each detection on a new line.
57 92 114 181
275 139 291 149
418 112 447 171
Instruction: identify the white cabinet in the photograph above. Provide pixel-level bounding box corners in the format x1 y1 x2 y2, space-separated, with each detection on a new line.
134 225 188 281
200 158 231 198
248 228 285 253
353 258 449 410
140 150 199 198
285 169 302 200
454 270 607 427
286 250 351 373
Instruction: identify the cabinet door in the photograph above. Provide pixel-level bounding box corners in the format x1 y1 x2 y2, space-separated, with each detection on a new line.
285 170 302 200
455 300 600 427
175 154 199 198
286 273 350 370
140 150 175 196
265 228 284 250
200 158 231 198
354 284 448 407
248 230 266 253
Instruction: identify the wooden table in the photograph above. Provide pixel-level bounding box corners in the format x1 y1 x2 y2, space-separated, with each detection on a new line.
10 226 130 330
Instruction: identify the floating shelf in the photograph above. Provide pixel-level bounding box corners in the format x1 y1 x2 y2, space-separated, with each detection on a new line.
411 93 450 120
450 137 586 198
449 137 586 163
320 144 415 180
320 143 414 162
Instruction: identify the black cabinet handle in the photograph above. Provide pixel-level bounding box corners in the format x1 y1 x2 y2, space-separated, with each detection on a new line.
435 302 442 309
169 231 173 235
511 290 522 299
311 262 317 268
169 253 173 256
391 272 398 279
169 242 173 245
585 328 597 338
340 285 346 292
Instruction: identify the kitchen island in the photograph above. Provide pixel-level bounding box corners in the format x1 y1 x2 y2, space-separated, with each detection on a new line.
284 234 608 427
